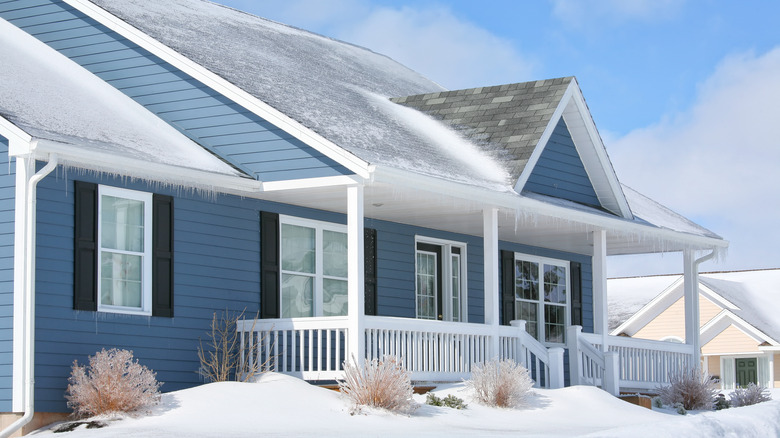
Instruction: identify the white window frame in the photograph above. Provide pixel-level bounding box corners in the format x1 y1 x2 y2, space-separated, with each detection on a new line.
279 215 348 317
513 252 570 346
414 236 468 322
97 185 153 315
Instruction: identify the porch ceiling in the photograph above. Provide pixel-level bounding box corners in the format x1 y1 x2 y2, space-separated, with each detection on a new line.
256 174 722 257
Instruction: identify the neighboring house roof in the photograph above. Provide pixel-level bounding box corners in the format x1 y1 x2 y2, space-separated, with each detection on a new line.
608 269 780 346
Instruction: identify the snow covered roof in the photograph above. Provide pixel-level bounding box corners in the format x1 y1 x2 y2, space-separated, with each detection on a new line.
392 77 573 182
608 269 780 342
0 17 240 178
89 0 513 190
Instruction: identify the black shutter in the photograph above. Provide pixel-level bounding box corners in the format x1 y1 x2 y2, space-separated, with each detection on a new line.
73 181 98 310
260 212 280 319
152 194 174 317
364 228 377 316
500 250 515 325
570 261 582 326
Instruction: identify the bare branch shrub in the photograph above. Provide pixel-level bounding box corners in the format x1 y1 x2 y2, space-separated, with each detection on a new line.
339 355 416 414
66 348 161 418
730 383 772 407
466 358 533 408
198 309 269 382
656 367 718 411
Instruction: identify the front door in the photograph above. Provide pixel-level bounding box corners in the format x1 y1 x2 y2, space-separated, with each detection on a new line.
735 357 758 387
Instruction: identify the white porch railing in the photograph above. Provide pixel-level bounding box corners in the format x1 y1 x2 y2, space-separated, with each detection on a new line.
580 331 694 391
238 316 564 388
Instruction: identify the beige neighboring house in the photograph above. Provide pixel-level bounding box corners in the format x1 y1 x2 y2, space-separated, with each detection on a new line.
609 269 780 389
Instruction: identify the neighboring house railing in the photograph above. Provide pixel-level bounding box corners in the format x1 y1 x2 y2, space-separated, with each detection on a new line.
238 316 564 388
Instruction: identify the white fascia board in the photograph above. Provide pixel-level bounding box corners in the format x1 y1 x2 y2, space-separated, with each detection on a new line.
698 283 740 311
700 310 777 346
63 0 371 180
373 165 728 251
261 175 361 191
564 80 632 219
513 81 575 193
29 139 262 194
0 116 32 155
610 277 684 336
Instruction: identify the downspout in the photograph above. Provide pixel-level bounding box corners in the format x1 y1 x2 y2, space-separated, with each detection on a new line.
1 154 58 438
690 248 717 370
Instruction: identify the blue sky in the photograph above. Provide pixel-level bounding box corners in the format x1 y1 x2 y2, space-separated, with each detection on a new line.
216 0 780 277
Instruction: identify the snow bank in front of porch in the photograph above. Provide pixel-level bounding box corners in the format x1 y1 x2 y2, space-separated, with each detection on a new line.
32 372 780 437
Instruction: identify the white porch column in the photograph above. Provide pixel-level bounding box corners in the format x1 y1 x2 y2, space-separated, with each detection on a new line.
483 207 500 357
12 156 30 412
683 249 700 368
347 184 365 366
591 229 608 352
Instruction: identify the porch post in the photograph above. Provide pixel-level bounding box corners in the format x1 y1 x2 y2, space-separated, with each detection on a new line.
591 230 608 352
483 207 500 358
683 249 700 369
347 184 365 366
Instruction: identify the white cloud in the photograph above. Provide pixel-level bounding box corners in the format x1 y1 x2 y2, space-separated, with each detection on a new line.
551 0 684 29
608 47 780 274
337 5 536 89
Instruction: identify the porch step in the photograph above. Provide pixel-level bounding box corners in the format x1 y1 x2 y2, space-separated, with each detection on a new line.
318 384 436 395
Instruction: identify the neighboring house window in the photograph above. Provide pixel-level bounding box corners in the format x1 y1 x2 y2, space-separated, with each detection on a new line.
415 238 467 322
514 254 569 344
98 186 153 314
279 216 347 317
74 181 174 317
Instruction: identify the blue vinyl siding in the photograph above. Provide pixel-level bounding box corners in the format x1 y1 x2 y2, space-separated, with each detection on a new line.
0 137 14 411
524 119 601 208
0 0 352 182
365 218 485 323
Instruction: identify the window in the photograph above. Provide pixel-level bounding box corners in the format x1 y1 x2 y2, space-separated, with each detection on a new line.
280 216 347 317
415 238 467 321
513 254 569 344
97 186 153 314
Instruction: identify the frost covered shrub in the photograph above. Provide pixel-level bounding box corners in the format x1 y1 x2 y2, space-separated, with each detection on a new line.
730 383 772 407
656 368 718 411
426 393 467 409
339 355 416 414
198 309 266 382
714 393 730 410
466 358 533 408
66 349 162 417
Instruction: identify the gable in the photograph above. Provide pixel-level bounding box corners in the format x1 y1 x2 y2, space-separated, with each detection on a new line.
523 118 601 208
702 325 762 355
0 0 352 182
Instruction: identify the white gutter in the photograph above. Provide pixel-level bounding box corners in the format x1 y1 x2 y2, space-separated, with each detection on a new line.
1 154 58 438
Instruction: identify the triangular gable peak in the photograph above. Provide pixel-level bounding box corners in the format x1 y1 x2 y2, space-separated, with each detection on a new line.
516 78 632 218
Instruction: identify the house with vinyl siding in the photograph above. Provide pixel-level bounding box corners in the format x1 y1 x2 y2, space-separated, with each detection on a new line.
609 269 780 390
0 0 727 434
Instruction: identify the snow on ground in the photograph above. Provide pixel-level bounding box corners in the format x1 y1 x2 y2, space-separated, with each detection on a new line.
31 373 780 437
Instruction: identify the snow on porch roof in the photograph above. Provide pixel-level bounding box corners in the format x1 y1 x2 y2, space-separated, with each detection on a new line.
0 17 240 178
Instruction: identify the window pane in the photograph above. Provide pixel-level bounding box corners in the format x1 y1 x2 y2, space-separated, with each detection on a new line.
101 195 144 252
281 224 315 274
451 254 461 322
100 252 142 308
416 252 437 319
281 274 313 317
545 305 566 343
543 264 566 304
515 260 538 300
515 301 538 340
322 230 347 278
323 279 348 316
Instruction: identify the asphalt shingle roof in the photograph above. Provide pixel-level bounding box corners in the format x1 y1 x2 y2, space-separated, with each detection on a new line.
391 77 573 181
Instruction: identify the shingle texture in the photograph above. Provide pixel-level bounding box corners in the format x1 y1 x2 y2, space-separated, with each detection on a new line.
391 77 573 181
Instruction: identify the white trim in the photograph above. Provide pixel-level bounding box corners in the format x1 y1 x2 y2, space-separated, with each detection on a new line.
64 0 371 179
97 185 153 316
278 215 348 318
11 158 30 412
700 310 778 347
0 116 32 156
414 236 469 322
512 252 570 346
261 175 361 191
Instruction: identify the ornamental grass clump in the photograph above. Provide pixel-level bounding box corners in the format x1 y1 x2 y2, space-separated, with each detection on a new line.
466 358 533 408
656 367 718 411
339 355 416 414
66 348 162 418
730 383 772 407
